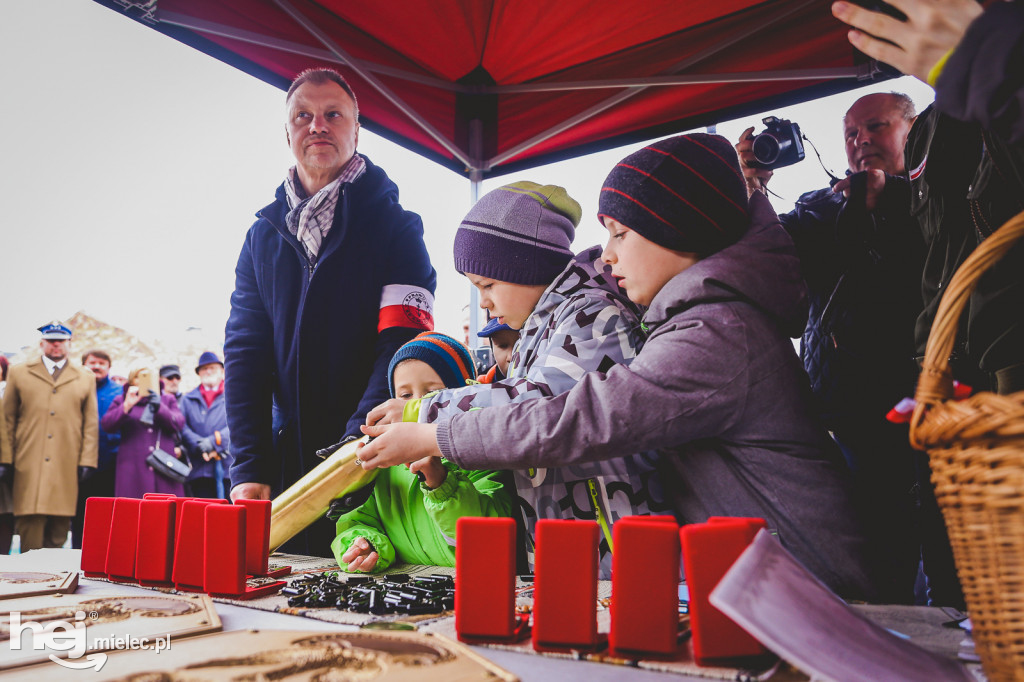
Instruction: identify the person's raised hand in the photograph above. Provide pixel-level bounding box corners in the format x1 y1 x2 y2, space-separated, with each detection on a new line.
832 169 887 211
123 385 142 412
831 0 983 83
365 398 409 427
341 536 379 572
357 423 441 470
735 127 775 196
230 482 271 502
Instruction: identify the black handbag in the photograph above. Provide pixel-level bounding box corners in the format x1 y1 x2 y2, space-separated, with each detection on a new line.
145 431 192 483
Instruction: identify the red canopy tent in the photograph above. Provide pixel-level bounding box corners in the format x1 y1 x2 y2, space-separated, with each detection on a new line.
96 0 891 181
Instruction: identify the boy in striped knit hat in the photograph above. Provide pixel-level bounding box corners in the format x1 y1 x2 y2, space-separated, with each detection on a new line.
358 135 879 601
332 331 510 572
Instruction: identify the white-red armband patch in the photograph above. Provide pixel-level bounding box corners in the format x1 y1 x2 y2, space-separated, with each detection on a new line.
909 155 927 181
379 284 435 332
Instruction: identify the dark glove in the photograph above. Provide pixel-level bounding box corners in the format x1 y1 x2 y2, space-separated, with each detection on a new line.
78 466 95 482
0 464 11 483
196 437 214 454
316 434 359 460
139 392 160 425
326 481 377 521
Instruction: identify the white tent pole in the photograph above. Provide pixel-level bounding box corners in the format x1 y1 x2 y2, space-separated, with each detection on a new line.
467 119 485 348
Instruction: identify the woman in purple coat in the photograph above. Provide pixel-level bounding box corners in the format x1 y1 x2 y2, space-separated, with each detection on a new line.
101 367 186 497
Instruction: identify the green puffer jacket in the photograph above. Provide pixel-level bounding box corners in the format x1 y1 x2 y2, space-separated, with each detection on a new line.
331 461 510 572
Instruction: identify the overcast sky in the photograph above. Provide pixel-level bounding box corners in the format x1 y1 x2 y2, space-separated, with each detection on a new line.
0 1 937 355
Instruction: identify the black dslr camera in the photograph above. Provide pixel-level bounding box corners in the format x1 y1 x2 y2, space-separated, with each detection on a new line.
748 116 805 170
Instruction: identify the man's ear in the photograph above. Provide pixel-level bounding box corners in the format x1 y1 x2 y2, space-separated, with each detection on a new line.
285 125 290 146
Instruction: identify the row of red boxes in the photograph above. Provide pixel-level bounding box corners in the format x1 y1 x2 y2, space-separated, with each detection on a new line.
456 515 767 665
80 494 288 599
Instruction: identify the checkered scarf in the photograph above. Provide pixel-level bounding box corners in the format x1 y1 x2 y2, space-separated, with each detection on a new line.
284 154 366 262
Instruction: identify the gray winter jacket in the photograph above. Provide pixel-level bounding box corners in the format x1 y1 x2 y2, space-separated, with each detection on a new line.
420 245 668 577
437 193 875 600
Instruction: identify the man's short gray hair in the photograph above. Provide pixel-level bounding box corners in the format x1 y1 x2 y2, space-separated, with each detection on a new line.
846 91 916 122
885 92 916 121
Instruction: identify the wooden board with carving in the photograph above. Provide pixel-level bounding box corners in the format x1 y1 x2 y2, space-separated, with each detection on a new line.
0 592 221 670
0 570 78 600
4 628 519 681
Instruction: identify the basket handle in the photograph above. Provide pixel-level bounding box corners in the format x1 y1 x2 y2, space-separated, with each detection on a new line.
910 209 1024 445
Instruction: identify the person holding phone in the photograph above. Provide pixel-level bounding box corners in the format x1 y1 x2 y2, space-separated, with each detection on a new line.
101 366 186 498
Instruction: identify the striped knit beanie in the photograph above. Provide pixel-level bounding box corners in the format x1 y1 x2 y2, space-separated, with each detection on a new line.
453 181 581 285
387 331 475 398
598 133 749 255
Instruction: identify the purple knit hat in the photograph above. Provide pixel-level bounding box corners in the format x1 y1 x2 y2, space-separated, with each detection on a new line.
598 133 749 255
453 181 581 285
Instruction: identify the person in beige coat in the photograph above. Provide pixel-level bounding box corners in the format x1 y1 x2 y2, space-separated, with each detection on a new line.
1 322 98 551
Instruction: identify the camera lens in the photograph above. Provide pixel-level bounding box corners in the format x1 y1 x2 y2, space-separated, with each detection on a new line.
752 134 780 166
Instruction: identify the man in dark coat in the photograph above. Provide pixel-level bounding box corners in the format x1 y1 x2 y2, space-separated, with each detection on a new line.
181 352 231 499
736 93 930 604
833 0 1024 609
225 68 436 556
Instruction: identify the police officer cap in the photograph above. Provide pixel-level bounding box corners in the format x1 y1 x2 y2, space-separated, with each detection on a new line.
38 321 72 340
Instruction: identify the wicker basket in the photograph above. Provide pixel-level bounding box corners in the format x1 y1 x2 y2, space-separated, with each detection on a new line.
909 209 1024 682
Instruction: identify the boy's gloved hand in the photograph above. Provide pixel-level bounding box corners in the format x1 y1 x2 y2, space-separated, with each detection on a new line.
196 437 214 454
341 536 379 572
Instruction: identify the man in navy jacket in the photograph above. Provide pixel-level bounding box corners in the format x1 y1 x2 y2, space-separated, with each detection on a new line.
225 68 436 555
181 352 232 499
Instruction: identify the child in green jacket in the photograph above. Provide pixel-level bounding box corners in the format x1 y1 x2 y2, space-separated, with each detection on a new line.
332 331 510 572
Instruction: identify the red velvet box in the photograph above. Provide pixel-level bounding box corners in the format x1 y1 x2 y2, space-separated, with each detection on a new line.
135 499 177 586
234 499 276 576
81 497 116 577
204 504 246 595
532 519 601 651
105 498 141 582
455 517 522 643
680 517 766 664
172 499 218 591
610 515 680 657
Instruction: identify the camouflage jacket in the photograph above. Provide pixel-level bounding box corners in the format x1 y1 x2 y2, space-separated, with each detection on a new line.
419 245 669 576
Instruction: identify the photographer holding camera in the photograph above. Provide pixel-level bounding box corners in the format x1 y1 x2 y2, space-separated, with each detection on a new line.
735 92 964 607
101 366 186 498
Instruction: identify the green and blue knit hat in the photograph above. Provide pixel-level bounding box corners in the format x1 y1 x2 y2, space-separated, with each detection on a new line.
387 331 475 397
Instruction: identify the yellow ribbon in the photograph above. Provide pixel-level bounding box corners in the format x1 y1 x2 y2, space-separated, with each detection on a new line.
927 48 956 88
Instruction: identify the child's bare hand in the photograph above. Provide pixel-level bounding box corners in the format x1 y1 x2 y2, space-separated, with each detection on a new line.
357 423 441 469
410 456 447 489
341 537 379 572
365 398 408 427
